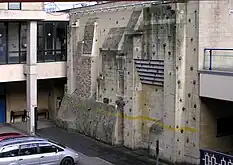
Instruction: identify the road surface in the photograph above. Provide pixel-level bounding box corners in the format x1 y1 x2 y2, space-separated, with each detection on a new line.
37 127 158 165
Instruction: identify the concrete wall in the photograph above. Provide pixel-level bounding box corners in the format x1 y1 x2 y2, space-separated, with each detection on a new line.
199 0 233 70
0 62 66 83
5 79 64 123
200 71 233 101
63 1 193 163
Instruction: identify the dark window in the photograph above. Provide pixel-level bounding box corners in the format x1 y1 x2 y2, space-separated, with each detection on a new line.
37 23 44 62
39 143 57 154
19 144 38 156
0 147 19 158
8 22 20 64
37 21 68 63
7 22 27 64
55 22 67 61
19 23 27 63
44 22 55 62
8 3 21 10
217 117 233 137
48 140 66 148
0 23 6 64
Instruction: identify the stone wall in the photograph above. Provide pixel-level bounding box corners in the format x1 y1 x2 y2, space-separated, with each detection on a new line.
56 94 117 144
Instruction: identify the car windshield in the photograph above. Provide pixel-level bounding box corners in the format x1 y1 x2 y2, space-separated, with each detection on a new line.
48 140 66 148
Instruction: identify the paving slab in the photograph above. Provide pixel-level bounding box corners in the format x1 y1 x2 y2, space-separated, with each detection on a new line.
0 123 23 134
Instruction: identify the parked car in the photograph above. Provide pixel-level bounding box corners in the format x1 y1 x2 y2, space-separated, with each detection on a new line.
0 132 26 141
0 136 79 165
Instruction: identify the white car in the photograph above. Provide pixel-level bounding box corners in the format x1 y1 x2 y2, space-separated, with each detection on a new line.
0 136 79 165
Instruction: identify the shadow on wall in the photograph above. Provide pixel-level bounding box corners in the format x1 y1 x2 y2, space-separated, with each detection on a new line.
56 93 117 144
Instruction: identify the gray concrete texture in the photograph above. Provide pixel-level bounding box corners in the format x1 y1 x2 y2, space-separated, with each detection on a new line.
57 1 233 164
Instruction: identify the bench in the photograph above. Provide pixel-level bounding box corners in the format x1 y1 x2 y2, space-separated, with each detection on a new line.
10 110 27 123
37 108 49 120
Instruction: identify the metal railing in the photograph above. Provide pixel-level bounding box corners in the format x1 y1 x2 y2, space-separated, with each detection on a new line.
200 149 233 165
204 48 233 71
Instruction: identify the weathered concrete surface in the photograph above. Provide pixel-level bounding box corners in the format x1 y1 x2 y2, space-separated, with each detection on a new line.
59 1 233 165
57 94 117 144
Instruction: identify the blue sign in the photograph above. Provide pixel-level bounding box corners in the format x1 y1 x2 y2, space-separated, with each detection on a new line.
200 149 233 165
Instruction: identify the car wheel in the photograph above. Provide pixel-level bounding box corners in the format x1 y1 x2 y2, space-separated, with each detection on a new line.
61 157 74 165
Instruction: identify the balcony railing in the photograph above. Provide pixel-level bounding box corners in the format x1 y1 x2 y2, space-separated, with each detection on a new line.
204 48 233 71
0 49 66 65
37 49 67 62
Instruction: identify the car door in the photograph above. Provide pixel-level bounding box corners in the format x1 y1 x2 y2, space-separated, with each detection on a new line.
38 143 61 165
18 143 40 165
0 145 19 165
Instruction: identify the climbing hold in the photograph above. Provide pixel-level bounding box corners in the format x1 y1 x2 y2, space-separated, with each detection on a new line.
193 80 196 85
186 137 189 143
194 104 197 108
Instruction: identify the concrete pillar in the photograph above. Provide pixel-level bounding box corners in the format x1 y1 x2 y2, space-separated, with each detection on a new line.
91 22 98 97
67 20 79 95
25 21 37 135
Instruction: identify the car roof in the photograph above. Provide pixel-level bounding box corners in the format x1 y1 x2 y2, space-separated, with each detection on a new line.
0 132 24 137
0 132 26 141
0 136 48 147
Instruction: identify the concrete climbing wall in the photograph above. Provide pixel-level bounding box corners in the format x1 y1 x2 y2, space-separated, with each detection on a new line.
60 1 226 164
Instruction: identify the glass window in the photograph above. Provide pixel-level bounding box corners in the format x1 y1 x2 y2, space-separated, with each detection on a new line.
37 21 68 63
19 23 27 63
8 3 21 10
37 22 44 62
44 22 55 62
55 22 67 61
39 143 57 154
0 23 6 64
8 22 20 64
19 144 38 156
48 140 66 148
0 146 19 158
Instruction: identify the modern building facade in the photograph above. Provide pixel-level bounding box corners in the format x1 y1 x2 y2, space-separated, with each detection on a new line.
55 1 233 164
0 2 68 135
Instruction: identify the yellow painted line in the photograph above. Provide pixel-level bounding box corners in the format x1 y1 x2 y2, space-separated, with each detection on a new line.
65 98 198 133
96 107 197 133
